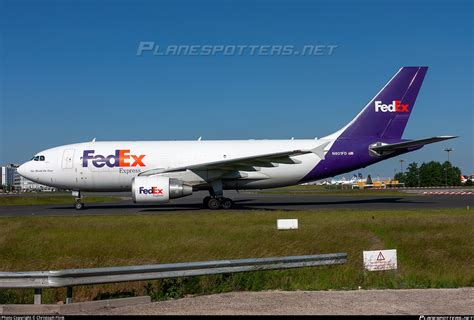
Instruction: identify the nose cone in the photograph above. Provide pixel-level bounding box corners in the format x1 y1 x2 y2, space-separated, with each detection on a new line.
17 163 28 178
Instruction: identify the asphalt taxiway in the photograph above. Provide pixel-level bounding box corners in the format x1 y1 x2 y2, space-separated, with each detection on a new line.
0 190 471 217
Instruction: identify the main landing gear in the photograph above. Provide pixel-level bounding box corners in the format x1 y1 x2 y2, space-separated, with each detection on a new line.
72 190 84 210
203 180 234 210
203 196 234 210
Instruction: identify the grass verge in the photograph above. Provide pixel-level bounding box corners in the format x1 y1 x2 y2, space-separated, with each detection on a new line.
0 208 472 303
0 196 121 206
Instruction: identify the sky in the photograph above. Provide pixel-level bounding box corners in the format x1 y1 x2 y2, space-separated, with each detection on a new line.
1 0 473 178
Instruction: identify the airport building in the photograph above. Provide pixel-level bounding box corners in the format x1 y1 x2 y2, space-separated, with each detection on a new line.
1 164 18 188
1 164 55 192
14 174 56 192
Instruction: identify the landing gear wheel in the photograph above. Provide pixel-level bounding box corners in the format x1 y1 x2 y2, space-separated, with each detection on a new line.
203 196 211 208
75 201 84 210
207 198 221 210
220 198 233 209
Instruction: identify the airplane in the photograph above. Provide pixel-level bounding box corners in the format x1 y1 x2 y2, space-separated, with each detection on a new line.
17 66 457 210
328 175 357 186
319 174 355 186
460 175 473 184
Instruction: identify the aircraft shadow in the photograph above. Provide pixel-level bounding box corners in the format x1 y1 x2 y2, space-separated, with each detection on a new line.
137 197 433 212
46 197 435 213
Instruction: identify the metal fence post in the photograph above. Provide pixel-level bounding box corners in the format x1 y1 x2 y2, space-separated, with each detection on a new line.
66 286 73 304
34 288 42 304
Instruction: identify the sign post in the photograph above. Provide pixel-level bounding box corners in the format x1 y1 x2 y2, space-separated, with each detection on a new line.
363 249 397 271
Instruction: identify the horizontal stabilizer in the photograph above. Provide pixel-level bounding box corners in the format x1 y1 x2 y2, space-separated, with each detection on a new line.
370 136 458 155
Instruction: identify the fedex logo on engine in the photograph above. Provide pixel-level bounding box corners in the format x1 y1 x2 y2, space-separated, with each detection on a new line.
139 187 164 195
82 150 145 168
375 100 409 113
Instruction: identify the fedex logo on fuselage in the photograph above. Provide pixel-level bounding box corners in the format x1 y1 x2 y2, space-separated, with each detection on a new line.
374 100 409 113
139 186 163 195
82 150 145 168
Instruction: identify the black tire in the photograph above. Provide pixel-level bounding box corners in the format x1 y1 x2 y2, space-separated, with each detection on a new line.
75 201 84 210
207 198 221 210
220 198 233 209
203 196 211 208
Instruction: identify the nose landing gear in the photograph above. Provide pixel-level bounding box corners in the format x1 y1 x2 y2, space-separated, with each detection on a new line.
72 191 84 210
75 200 84 210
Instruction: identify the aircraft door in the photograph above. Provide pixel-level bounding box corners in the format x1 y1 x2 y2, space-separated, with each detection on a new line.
62 149 75 169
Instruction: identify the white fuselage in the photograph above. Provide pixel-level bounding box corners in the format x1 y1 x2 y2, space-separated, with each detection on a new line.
16 67 441 200
18 139 327 191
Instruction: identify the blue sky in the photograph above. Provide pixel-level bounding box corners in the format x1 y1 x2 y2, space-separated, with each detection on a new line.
1 0 472 178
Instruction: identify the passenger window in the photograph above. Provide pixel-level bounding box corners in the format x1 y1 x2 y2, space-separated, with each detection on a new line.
40 155 45 161
33 156 39 161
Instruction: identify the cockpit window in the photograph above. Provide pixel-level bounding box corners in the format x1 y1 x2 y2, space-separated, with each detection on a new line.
31 155 45 161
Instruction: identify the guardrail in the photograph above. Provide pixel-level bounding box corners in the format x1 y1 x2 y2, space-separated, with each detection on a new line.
0 253 347 304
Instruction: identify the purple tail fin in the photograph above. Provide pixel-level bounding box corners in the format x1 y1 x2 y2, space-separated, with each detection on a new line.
339 67 428 140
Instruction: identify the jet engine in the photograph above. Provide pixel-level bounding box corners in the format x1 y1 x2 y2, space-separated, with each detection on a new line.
132 176 192 203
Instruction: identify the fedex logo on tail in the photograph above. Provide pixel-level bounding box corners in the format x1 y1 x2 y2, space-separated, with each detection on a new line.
82 150 145 168
375 100 409 113
139 186 164 195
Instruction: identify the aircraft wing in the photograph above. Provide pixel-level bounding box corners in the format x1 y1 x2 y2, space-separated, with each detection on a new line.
139 141 330 176
370 136 457 155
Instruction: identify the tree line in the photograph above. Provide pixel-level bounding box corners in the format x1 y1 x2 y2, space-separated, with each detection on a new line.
394 161 462 187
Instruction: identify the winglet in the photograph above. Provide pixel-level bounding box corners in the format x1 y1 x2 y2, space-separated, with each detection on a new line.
311 141 331 160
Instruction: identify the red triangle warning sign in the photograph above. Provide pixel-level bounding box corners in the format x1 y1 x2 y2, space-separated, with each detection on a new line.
377 251 385 261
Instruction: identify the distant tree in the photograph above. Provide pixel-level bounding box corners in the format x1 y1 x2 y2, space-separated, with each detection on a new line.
366 174 373 184
405 162 420 187
393 172 406 184
441 161 462 186
389 160 464 187
419 161 443 186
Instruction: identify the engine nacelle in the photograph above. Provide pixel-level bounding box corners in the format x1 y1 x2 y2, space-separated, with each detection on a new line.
132 176 192 203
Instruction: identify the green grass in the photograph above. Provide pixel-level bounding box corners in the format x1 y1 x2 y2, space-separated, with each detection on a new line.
0 208 472 303
0 195 121 206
